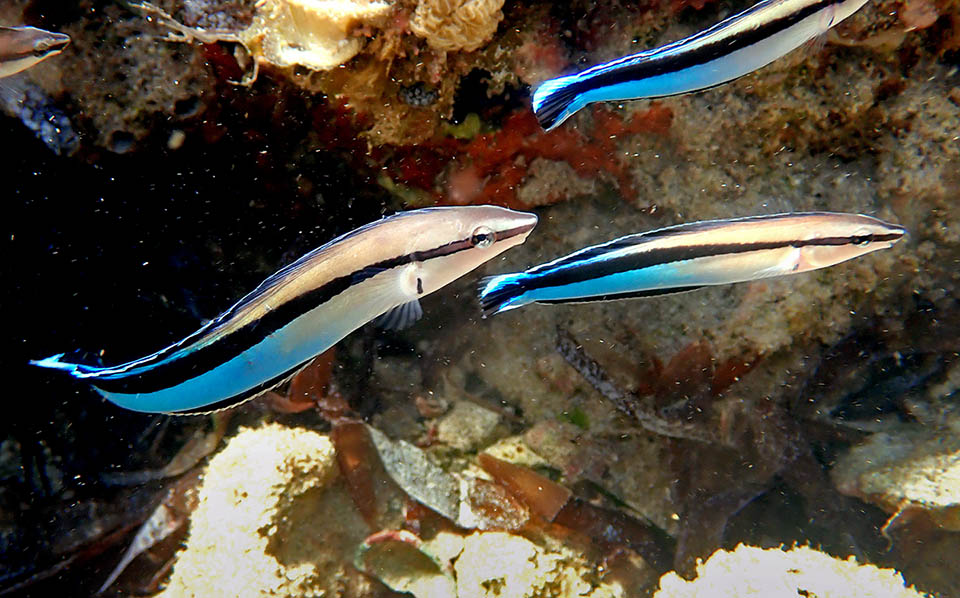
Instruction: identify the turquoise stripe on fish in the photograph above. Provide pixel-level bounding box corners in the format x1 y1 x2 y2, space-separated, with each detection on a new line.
532 0 870 130
32 206 538 414
478 212 905 316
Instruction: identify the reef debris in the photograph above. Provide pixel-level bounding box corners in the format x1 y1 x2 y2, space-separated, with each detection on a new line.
555 327 723 445
0 77 79 156
97 469 202 594
100 413 229 486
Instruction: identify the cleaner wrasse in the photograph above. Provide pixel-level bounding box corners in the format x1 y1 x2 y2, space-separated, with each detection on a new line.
532 0 870 131
0 26 70 78
33 206 539 414
479 212 905 316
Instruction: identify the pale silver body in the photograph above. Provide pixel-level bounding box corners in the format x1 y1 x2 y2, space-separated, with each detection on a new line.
34 206 539 413
480 212 906 315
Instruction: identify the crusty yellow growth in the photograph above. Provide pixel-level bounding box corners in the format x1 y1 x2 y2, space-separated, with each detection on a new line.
135 0 392 74
245 0 393 70
157 424 375 598
654 544 927 598
410 0 505 52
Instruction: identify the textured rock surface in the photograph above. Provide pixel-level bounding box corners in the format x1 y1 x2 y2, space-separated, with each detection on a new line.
6 0 960 596
832 421 960 531
454 531 623 598
654 544 926 598
157 424 377 598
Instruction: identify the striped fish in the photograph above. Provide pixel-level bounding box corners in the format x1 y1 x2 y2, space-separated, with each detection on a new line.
532 0 869 131
0 26 70 78
478 212 905 316
33 206 538 414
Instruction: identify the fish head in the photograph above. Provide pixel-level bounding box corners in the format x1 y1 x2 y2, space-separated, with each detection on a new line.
796 213 906 270
0 26 70 78
30 28 71 58
407 206 538 297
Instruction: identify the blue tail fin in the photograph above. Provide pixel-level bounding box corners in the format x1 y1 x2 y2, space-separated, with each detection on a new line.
30 353 101 378
478 274 529 317
532 75 582 131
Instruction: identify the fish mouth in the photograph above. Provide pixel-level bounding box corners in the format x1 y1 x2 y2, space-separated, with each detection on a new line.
889 225 908 240
33 34 70 56
495 212 539 244
48 35 71 53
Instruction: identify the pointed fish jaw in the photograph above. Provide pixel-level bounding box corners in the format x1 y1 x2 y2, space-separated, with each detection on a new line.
418 207 538 296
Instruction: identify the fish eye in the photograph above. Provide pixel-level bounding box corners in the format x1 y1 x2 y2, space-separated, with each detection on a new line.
470 226 495 248
850 235 871 246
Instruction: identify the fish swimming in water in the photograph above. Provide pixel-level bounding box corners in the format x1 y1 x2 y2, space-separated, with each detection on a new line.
478 212 905 316
33 206 538 414
0 26 70 78
532 0 870 130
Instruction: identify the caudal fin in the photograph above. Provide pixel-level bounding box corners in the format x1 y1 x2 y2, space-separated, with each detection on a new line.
478 274 529 317
30 352 100 377
532 74 583 131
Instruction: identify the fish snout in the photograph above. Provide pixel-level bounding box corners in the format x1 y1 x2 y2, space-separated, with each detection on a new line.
35 32 71 56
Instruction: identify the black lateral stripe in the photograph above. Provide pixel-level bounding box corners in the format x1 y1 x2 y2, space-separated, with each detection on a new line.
566 0 839 98
520 233 897 293
90 232 492 394
536 285 704 304
526 215 778 274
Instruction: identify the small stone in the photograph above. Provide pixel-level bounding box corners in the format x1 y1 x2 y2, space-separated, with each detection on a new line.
435 400 503 452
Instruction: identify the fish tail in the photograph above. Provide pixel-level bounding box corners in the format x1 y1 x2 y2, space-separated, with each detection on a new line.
30 353 102 378
532 74 583 131
478 273 530 317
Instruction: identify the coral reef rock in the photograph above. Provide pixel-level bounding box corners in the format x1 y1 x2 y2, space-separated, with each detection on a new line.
453 531 623 598
831 421 960 531
410 0 505 52
654 544 927 598
157 424 377 598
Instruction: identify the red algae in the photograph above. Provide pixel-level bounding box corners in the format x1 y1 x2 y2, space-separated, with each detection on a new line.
478 453 572 521
289 349 336 406
711 352 761 397
200 42 246 83
668 0 718 13
552 499 676 575
331 422 380 528
440 106 672 207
